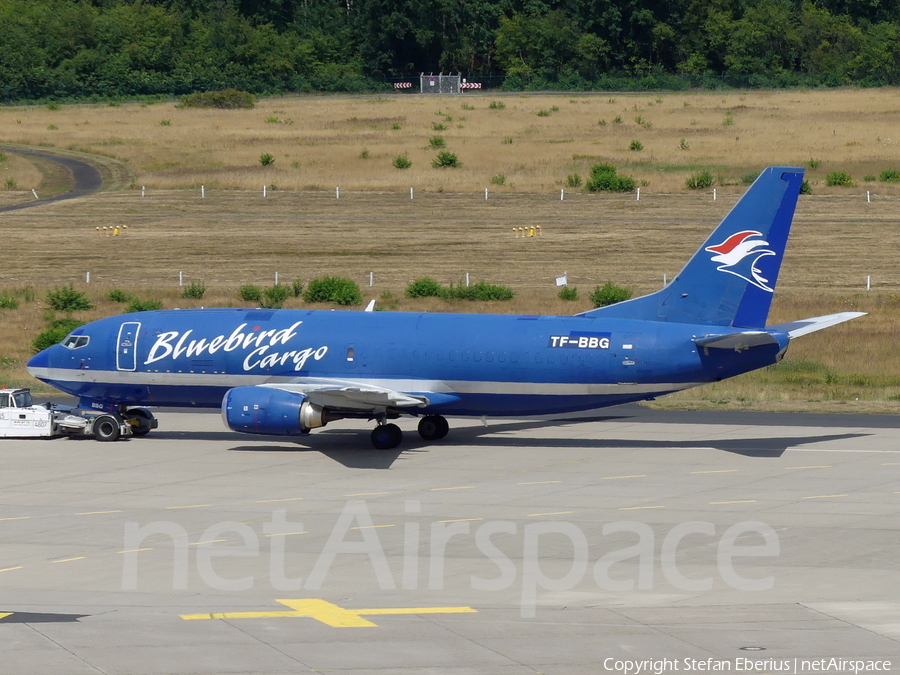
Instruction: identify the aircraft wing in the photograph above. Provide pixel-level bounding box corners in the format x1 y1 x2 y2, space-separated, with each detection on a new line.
260 380 430 410
767 311 867 339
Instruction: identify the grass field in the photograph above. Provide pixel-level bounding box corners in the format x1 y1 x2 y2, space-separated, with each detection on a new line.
2 89 900 194
1 89 899 413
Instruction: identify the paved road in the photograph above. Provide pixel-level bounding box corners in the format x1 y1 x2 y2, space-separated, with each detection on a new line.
0 148 102 212
0 409 897 673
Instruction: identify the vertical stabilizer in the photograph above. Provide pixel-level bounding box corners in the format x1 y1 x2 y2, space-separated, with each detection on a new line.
580 166 804 327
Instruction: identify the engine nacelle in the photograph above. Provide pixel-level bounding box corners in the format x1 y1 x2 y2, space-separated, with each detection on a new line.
222 386 330 435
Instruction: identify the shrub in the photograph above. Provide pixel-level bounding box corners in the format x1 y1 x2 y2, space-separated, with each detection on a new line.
863 175 876 182
125 299 163 313
488 100 506 109
432 151 460 168
303 276 363 306
612 115 623 124
590 282 632 308
5 178 17 190
181 281 206 299
446 281 513 301
679 138 689 150
432 122 447 131
598 119 607 126
879 168 900 183
159 119 171 126
629 140 643 151
393 154 412 169
586 164 636 193
0 293 19 309
826 171 854 187
428 136 446 149
502 136 513 144
558 286 578 301
740 171 758 185
107 288 133 303
800 180 812 195
291 278 304 297
808 159 821 169
32 318 85 353
405 277 445 299
566 174 582 188
490 174 506 185
685 171 715 190
239 284 263 302
536 109 552 117
178 89 256 109
259 153 275 167
47 285 93 312
260 284 291 309
359 148 370 159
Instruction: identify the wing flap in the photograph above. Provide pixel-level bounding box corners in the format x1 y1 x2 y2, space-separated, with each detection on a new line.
261 381 429 410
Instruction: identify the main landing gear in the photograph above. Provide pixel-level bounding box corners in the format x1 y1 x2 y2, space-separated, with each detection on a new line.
369 414 449 449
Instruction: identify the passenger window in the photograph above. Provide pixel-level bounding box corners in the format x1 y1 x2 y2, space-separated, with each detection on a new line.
346 347 355 362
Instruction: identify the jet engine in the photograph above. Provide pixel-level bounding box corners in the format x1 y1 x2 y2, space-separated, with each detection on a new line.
222 386 337 435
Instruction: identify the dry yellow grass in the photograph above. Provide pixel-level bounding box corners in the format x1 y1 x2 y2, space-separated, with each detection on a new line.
2 88 900 194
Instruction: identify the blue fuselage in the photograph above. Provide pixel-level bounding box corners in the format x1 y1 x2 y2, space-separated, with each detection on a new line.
27 308 789 416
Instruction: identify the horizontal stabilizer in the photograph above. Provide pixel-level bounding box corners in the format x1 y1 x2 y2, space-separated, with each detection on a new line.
695 331 779 350
767 312 866 339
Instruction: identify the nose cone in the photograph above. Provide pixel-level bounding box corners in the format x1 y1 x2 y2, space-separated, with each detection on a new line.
27 347 52 376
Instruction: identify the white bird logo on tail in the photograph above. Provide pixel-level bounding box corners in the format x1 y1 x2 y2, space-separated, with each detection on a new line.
705 230 777 292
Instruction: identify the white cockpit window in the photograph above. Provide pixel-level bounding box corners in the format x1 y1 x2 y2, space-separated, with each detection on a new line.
61 335 90 350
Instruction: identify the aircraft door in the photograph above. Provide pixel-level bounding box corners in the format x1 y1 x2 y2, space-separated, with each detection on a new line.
116 322 140 371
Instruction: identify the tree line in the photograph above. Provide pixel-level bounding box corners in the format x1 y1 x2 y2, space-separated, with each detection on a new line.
2 0 899 101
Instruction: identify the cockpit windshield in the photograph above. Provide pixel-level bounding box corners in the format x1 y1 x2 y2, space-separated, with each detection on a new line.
61 334 90 350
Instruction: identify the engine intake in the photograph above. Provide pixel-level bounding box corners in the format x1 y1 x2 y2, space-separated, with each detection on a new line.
222 386 335 435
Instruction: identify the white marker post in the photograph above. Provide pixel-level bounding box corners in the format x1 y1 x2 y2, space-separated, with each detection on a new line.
201 185 205 198
485 188 488 200
636 187 640 201
275 271 279 286
867 275 871 291
663 274 667 287
410 187 414 200
867 191 871 203
86 272 90 284
336 187 340 199
263 185 267 198
713 188 717 201
466 272 470 287
141 186 146 198
369 271 374 287
179 271 183 287
560 189 564 201
32 189 38 199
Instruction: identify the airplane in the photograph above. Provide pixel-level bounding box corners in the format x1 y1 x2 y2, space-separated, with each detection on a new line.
27 166 864 448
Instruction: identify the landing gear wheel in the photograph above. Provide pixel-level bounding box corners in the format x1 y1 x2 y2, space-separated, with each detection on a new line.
125 408 155 437
371 423 403 450
94 415 122 442
418 415 449 441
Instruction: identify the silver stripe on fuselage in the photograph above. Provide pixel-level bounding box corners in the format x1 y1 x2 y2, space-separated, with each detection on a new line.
29 367 702 398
